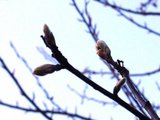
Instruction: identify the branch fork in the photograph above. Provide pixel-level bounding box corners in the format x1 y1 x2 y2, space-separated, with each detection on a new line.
95 39 159 120
32 24 153 120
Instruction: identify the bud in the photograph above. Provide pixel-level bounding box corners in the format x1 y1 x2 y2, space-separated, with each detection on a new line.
43 24 56 47
43 24 51 38
95 40 111 59
33 64 62 76
113 77 126 95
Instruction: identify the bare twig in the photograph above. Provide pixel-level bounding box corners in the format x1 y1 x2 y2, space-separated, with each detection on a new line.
138 0 158 11
71 0 148 116
94 0 160 37
67 85 117 106
39 24 150 120
1 42 94 119
10 41 63 111
70 0 99 41
98 45 159 119
82 66 160 77
131 67 160 77
0 100 92 120
117 10 160 36
95 0 160 16
0 57 52 120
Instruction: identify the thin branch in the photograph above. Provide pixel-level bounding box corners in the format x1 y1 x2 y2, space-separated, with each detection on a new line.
117 10 160 36
71 0 99 41
1 42 95 119
103 57 159 120
156 81 160 90
71 0 148 116
36 46 58 64
82 66 160 77
94 0 160 37
10 42 32 72
10 41 63 111
0 57 52 120
95 0 160 16
131 67 160 77
0 100 93 120
67 85 117 106
66 59 150 120
39 24 150 120
138 0 158 11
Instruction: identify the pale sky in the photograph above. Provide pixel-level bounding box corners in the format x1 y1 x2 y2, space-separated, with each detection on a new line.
0 0 160 120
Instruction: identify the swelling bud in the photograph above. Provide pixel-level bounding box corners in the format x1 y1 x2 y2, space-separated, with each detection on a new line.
43 24 56 47
95 40 111 60
33 64 62 76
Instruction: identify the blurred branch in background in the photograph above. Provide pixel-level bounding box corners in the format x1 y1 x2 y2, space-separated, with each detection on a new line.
95 0 160 36
71 0 160 119
0 57 52 120
95 0 160 16
10 41 63 110
0 100 91 120
0 42 93 120
117 10 160 36
0 0 160 120
70 0 99 41
67 84 118 106
82 66 160 77
71 0 149 117
37 24 151 119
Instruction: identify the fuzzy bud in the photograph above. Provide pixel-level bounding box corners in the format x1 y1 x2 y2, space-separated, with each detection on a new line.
95 40 111 59
33 64 62 76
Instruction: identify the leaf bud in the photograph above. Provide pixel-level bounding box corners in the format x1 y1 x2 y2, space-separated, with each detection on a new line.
33 64 63 76
95 40 111 60
43 24 56 47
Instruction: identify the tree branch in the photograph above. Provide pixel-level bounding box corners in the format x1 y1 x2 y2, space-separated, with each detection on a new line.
117 10 160 36
71 0 148 116
67 85 117 106
0 100 92 120
10 42 63 111
94 0 160 37
39 24 150 120
0 57 52 120
101 55 160 119
82 66 160 77
95 0 160 16
70 0 99 41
